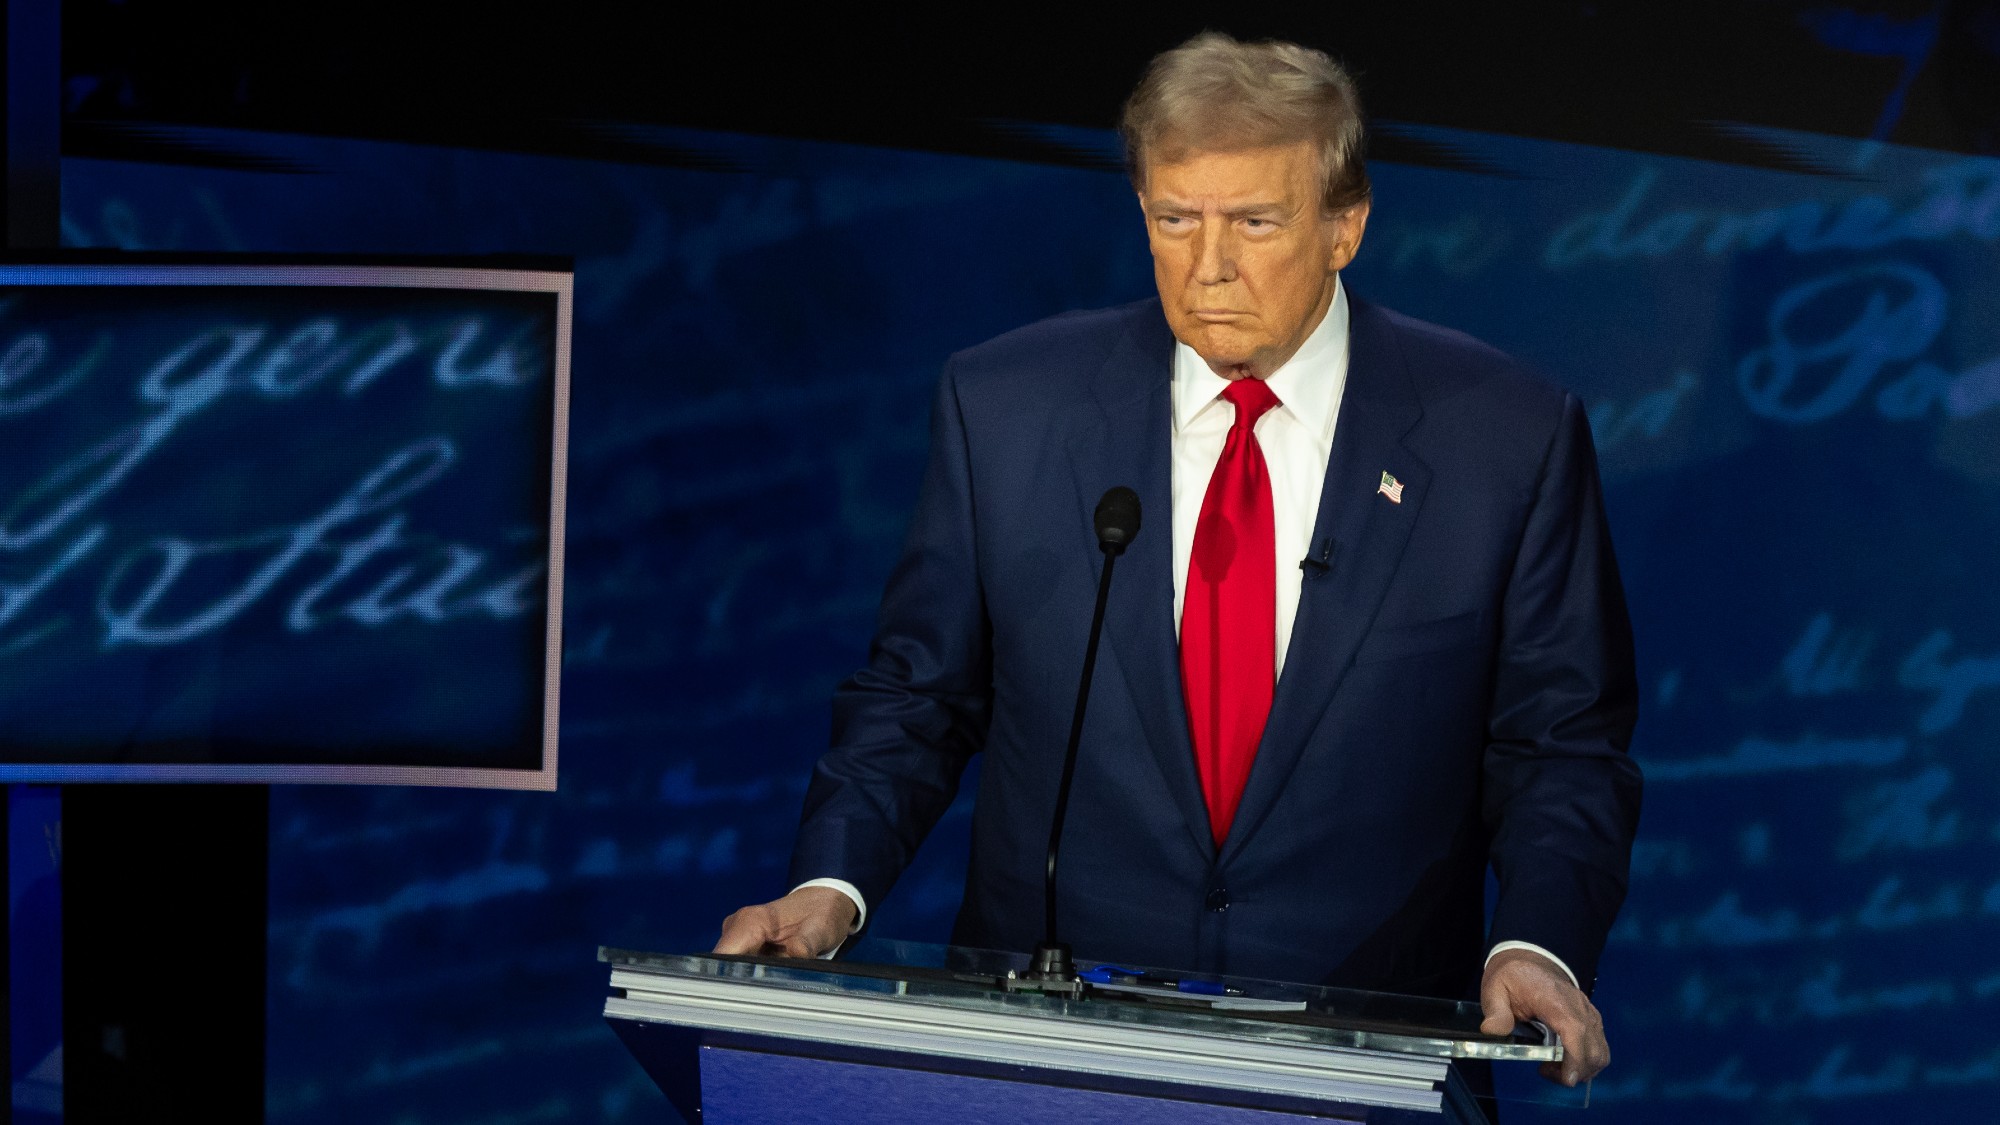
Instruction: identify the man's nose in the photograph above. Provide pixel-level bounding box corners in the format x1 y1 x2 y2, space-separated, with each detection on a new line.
1194 222 1235 284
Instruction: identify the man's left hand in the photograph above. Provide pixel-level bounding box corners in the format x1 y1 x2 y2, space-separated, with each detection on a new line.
1478 948 1610 1087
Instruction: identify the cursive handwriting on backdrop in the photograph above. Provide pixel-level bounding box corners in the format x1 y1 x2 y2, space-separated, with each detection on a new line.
0 297 550 656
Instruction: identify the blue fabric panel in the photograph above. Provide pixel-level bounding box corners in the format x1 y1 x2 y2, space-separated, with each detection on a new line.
698 1044 1360 1124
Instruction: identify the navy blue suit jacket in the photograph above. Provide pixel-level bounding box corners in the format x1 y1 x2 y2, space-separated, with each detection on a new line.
792 294 1641 998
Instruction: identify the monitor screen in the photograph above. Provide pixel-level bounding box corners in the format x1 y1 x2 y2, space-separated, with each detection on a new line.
0 262 568 787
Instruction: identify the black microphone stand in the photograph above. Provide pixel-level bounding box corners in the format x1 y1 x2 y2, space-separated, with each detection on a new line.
1008 487 1139 997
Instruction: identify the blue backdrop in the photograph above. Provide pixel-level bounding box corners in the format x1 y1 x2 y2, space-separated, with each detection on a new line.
55 116 2000 1121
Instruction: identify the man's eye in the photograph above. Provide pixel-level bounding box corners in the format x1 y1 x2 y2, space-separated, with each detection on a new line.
1158 216 1192 230
1243 218 1273 231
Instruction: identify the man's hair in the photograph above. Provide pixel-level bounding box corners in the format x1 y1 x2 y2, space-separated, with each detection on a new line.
1120 31 1370 213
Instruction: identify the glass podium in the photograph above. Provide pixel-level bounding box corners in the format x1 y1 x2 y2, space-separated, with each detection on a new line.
602 939 1581 1123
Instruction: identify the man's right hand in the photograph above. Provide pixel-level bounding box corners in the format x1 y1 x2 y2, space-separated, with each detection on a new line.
713 885 859 959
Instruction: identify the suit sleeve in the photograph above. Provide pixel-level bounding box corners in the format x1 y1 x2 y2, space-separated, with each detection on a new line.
1482 391 1643 993
787 360 993 916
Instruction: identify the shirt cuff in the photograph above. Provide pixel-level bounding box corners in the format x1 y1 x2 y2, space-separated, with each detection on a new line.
793 878 867 959
1486 941 1580 990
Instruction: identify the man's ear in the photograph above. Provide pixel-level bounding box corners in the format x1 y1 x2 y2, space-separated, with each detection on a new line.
1327 200 1371 271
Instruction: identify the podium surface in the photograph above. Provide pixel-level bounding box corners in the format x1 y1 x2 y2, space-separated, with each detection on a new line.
602 941 1563 1123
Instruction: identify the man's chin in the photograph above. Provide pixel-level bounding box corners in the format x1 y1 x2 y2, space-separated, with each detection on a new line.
1174 327 1263 371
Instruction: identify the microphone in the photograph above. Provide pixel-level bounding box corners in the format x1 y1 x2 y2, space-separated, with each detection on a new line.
1021 487 1141 994
1094 486 1141 555
1300 537 1334 578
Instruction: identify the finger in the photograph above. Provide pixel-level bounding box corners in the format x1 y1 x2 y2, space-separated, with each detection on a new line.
1544 1008 1608 1086
1568 1004 1610 1084
1572 1011 1611 1084
1586 1039 1611 1082
1561 1045 1585 1087
1496 981 1577 1085
1538 1009 1591 1086
712 907 775 955
1478 969 1517 1036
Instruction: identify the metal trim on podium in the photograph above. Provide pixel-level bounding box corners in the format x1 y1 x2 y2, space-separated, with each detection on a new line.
601 946 1551 1123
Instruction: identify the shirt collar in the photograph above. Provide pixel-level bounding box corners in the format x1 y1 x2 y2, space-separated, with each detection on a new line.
1172 275 1349 438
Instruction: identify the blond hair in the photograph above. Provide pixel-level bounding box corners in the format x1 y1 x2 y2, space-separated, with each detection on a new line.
1120 31 1370 212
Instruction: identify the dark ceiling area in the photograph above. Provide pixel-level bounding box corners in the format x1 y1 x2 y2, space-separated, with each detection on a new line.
57 1 2000 173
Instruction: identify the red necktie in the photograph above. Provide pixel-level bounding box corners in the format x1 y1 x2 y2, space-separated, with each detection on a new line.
1181 377 1280 846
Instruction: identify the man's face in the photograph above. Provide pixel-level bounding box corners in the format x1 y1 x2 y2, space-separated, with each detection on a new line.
1140 140 1369 380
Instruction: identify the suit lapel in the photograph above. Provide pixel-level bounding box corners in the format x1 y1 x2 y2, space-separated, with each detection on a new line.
1221 295 1432 863
1065 303 1216 863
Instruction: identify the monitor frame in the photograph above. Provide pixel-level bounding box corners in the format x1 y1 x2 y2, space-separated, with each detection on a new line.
0 261 570 789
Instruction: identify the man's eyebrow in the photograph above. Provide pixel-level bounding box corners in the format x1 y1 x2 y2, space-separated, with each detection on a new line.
1146 199 1291 217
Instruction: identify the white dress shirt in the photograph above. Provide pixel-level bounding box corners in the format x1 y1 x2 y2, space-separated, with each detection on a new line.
1170 278 1350 676
799 278 1576 987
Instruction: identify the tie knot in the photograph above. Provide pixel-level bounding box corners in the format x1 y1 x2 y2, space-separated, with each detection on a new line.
1221 377 1281 432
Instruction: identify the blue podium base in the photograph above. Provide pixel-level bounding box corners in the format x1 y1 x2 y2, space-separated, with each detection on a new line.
699 1043 1365 1124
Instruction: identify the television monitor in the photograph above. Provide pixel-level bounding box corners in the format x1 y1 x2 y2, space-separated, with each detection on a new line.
0 260 569 788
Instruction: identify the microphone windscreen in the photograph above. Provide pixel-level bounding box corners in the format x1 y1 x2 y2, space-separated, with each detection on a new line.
1094 486 1142 549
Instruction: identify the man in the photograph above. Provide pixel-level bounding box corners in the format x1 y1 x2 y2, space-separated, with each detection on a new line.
716 32 1640 1087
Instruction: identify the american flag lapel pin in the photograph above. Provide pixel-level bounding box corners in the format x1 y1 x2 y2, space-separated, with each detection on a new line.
1377 471 1405 504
